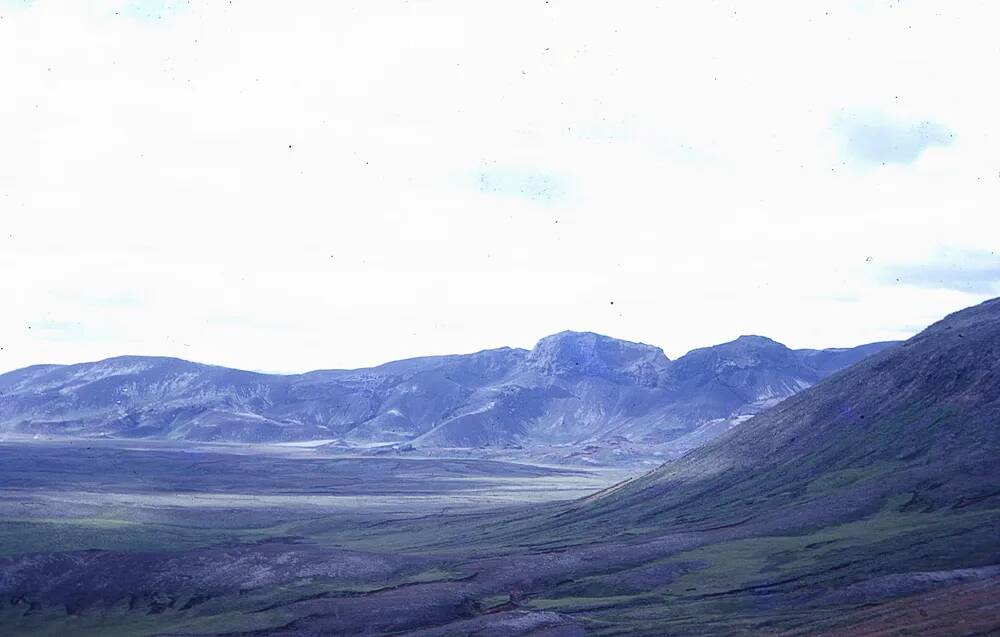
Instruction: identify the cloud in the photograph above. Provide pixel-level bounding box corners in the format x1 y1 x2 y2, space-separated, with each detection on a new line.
76 293 145 310
120 0 190 22
31 320 115 344
1 2 997 374
878 249 1000 294
833 110 954 165
473 166 570 204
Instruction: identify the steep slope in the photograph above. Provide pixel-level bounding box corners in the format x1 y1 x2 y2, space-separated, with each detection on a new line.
531 297 1000 539
0 332 896 452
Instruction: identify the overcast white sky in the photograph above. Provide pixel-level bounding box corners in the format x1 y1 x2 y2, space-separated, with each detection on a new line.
2 0 998 374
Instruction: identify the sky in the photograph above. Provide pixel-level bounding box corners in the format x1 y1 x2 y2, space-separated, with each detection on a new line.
1 0 998 374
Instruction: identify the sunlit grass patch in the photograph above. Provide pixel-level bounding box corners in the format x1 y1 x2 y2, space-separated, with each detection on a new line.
0 518 264 555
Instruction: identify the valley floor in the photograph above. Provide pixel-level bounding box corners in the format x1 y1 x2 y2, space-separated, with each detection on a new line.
1 440 997 636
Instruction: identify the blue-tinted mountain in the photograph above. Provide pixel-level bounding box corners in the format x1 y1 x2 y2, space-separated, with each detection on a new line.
0 331 897 451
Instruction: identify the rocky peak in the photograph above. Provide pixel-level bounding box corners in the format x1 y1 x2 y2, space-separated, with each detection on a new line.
527 331 670 385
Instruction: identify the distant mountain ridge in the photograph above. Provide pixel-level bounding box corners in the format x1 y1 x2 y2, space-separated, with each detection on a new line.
0 331 898 452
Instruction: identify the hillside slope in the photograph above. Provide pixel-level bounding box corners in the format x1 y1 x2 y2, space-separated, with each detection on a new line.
564 296 1000 533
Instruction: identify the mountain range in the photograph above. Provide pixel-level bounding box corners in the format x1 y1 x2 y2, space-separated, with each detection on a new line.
0 299 996 636
0 332 896 454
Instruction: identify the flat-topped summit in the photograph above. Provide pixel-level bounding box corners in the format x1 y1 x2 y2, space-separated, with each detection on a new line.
527 331 670 384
